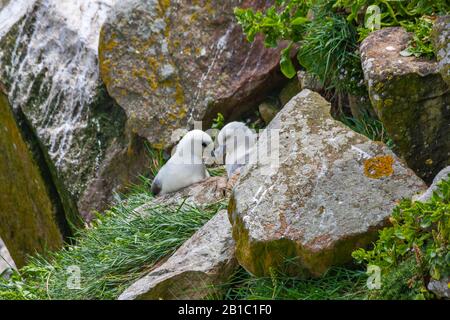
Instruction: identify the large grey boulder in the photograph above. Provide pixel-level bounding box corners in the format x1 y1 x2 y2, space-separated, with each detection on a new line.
118 210 237 300
0 1 150 221
99 0 286 149
360 27 450 183
229 89 427 277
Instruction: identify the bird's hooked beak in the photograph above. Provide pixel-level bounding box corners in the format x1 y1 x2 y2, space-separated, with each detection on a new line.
213 145 226 165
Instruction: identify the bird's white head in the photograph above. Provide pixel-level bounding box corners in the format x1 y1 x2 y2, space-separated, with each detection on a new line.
173 129 214 164
214 122 256 162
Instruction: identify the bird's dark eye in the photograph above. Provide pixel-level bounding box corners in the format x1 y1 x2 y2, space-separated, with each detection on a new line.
202 142 207 148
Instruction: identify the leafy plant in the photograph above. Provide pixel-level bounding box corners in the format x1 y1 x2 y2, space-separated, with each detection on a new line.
352 174 450 298
211 113 225 130
235 0 365 95
400 16 435 59
334 0 449 57
235 0 448 97
296 8 365 94
235 0 312 79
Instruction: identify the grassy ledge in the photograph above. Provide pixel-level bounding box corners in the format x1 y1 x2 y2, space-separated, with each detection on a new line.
0 176 225 300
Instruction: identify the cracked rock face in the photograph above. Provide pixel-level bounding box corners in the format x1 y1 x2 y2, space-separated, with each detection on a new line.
99 0 286 149
118 210 237 300
360 27 450 183
229 89 427 277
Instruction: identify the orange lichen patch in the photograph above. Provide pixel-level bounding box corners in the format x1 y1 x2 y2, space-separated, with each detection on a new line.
364 155 395 179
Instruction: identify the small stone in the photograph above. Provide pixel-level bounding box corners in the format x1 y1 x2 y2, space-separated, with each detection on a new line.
258 100 279 124
279 78 301 106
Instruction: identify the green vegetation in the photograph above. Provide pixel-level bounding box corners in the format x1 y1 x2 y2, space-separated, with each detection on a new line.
212 112 225 130
222 266 368 300
235 0 449 95
353 174 450 299
0 176 226 300
340 112 394 148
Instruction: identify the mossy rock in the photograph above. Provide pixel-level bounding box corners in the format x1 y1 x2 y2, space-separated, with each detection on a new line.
0 90 64 267
361 27 450 183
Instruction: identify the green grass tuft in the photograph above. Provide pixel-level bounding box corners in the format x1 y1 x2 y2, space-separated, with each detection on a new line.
0 179 226 300
221 266 369 300
340 112 394 148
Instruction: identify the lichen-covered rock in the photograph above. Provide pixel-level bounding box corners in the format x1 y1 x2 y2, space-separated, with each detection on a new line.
135 176 230 215
229 89 427 277
432 15 450 86
297 70 323 92
99 0 286 149
118 210 237 300
360 27 450 183
0 90 65 267
0 1 150 221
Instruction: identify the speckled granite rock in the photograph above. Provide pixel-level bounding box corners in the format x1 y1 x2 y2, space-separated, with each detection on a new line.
99 0 286 149
360 27 450 183
229 89 427 277
118 210 237 300
432 15 450 86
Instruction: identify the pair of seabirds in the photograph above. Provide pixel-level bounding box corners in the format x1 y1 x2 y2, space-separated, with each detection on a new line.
151 122 256 196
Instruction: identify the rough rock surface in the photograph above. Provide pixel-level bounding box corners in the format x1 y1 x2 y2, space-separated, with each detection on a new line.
432 15 450 86
99 0 286 149
0 238 16 275
360 27 450 183
118 209 236 300
428 276 450 299
229 89 427 277
279 78 301 106
0 89 64 266
414 166 450 203
259 100 279 125
0 1 150 221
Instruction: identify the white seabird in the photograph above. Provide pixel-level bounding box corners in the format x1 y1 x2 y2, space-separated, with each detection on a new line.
151 130 214 196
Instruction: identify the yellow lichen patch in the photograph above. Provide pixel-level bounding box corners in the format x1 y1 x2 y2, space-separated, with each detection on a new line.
364 155 395 179
152 143 165 150
158 0 171 12
384 99 393 107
